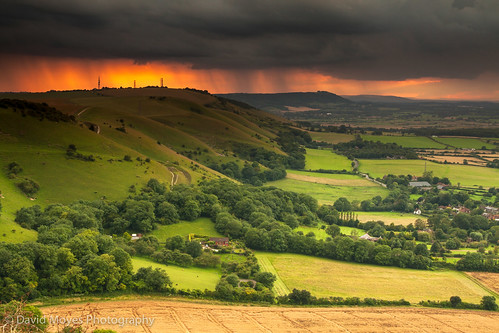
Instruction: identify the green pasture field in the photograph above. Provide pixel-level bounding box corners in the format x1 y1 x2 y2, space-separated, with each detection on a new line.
294 225 328 240
266 178 388 205
432 137 496 149
305 148 352 171
358 159 499 188
149 218 222 241
0 162 38 242
361 135 446 148
255 252 493 303
308 132 355 144
356 212 425 226
131 256 220 291
294 225 364 240
286 170 378 187
287 170 362 180
340 226 365 236
256 254 290 296
219 253 247 264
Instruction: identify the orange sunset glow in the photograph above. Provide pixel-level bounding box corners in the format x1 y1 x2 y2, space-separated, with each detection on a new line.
2 56 498 101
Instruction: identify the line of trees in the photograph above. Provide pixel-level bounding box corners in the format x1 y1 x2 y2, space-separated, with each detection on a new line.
333 136 418 159
0 98 76 122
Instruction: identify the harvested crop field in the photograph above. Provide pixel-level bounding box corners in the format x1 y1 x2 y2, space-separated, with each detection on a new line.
42 300 499 332
466 272 499 295
285 171 378 186
425 156 486 166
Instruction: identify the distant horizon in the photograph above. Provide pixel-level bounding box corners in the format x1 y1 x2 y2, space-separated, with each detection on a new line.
2 1 499 102
2 85 499 103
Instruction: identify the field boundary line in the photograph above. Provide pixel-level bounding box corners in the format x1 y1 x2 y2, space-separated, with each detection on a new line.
462 272 499 298
170 308 191 333
257 255 290 296
313 312 351 333
242 313 272 333
132 306 152 333
206 312 232 333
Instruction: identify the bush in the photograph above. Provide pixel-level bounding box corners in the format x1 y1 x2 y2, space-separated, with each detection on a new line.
194 252 220 267
133 267 172 292
450 296 462 307
17 178 40 196
481 296 498 311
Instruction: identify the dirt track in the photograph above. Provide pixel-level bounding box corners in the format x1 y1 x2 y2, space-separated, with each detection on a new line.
42 300 499 332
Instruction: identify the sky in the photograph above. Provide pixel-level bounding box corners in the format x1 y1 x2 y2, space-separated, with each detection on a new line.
1 0 499 100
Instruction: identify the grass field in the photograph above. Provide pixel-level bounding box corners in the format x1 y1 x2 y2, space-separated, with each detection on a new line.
361 135 446 148
286 169 378 187
294 225 329 240
131 257 220 291
433 137 496 149
256 255 290 296
255 252 494 303
149 218 222 241
308 132 355 144
358 159 499 188
267 178 388 205
295 225 364 240
356 212 425 226
305 148 352 171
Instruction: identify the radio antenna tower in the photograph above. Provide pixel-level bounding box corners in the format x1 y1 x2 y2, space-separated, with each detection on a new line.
134 80 136 89
98 76 100 89
160 78 163 88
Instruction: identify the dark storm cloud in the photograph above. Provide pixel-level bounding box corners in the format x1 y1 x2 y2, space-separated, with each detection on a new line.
2 0 499 80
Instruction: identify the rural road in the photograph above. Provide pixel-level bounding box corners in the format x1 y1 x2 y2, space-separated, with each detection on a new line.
168 167 179 185
76 107 90 117
76 107 100 134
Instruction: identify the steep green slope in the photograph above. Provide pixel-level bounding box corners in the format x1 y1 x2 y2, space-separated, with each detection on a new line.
0 88 293 242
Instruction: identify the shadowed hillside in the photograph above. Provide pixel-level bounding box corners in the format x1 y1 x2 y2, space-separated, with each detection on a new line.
0 87 303 242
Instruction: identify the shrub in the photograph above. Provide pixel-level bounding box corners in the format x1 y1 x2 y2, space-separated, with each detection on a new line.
450 296 462 307
17 178 40 196
481 296 498 311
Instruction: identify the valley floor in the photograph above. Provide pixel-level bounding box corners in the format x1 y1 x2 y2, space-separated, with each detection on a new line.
42 299 499 332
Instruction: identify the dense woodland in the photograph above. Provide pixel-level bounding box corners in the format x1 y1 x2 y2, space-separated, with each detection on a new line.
2 175 498 303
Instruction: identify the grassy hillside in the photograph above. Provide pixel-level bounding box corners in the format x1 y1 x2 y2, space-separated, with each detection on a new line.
0 88 292 242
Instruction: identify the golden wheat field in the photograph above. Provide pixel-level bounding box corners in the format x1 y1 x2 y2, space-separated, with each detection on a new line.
42 300 499 332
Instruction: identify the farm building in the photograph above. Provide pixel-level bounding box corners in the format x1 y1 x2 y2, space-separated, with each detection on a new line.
409 181 432 190
484 206 498 214
359 233 381 242
131 233 143 241
209 237 229 246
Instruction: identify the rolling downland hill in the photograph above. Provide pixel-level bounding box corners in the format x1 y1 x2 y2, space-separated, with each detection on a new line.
0 87 294 242
217 91 351 113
